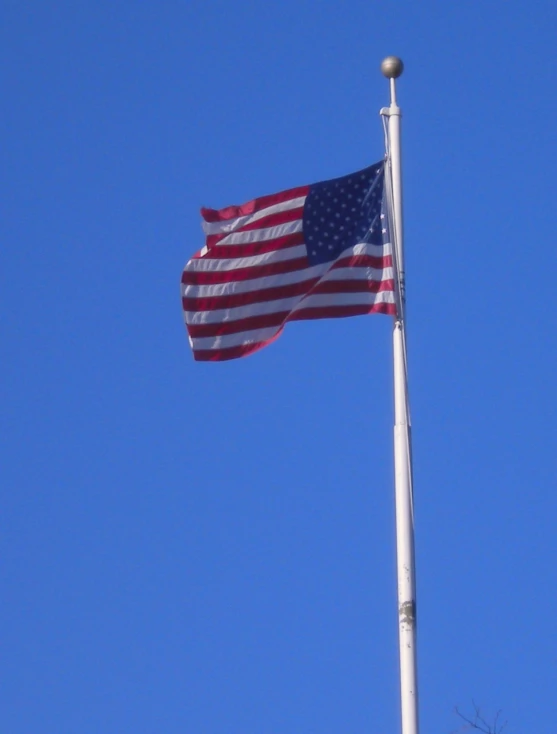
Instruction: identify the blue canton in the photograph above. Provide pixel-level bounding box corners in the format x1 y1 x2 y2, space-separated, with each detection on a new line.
303 162 385 266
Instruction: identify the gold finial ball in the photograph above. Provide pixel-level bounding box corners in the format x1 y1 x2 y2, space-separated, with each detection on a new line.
381 56 404 79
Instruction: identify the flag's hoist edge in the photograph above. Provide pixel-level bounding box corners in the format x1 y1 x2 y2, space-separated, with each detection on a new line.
181 163 396 361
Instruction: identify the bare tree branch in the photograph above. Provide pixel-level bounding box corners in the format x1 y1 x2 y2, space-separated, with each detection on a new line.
453 703 508 734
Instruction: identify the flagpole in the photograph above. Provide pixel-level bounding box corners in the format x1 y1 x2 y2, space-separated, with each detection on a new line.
380 56 420 734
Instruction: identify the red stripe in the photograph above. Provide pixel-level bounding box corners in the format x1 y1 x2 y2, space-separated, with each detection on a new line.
188 247 390 267
193 342 265 361
190 302 396 361
205 207 303 248
201 185 309 222
182 278 321 311
182 251 391 287
182 277 394 313
187 290 394 338
182 256 309 286
188 312 289 338
332 252 393 270
313 278 394 294
193 331 284 361
202 232 304 259
289 302 396 321
235 206 303 231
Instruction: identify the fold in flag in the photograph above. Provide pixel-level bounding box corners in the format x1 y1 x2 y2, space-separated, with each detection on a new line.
181 161 396 361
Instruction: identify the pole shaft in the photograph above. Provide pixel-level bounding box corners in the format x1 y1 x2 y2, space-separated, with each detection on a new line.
386 83 419 734
393 322 418 734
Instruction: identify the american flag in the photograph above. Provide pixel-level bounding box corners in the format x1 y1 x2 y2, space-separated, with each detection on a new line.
181 161 396 361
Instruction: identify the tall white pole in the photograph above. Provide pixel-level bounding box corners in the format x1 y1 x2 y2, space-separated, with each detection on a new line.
380 56 419 734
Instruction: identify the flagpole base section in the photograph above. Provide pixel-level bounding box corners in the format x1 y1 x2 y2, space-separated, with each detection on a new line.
393 319 419 734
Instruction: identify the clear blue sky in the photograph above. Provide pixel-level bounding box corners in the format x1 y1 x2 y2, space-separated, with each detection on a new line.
2 2 557 732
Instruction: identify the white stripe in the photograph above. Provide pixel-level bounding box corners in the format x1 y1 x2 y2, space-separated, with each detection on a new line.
345 241 391 257
185 280 394 325
186 296 304 325
202 196 306 235
183 261 329 298
182 242 391 299
323 265 393 282
191 325 281 351
302 240 387 260
196 238 388 262
292 289 395 312
186 267 392 322
214 219 302 246
185 244 306 273
189 290 395 352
